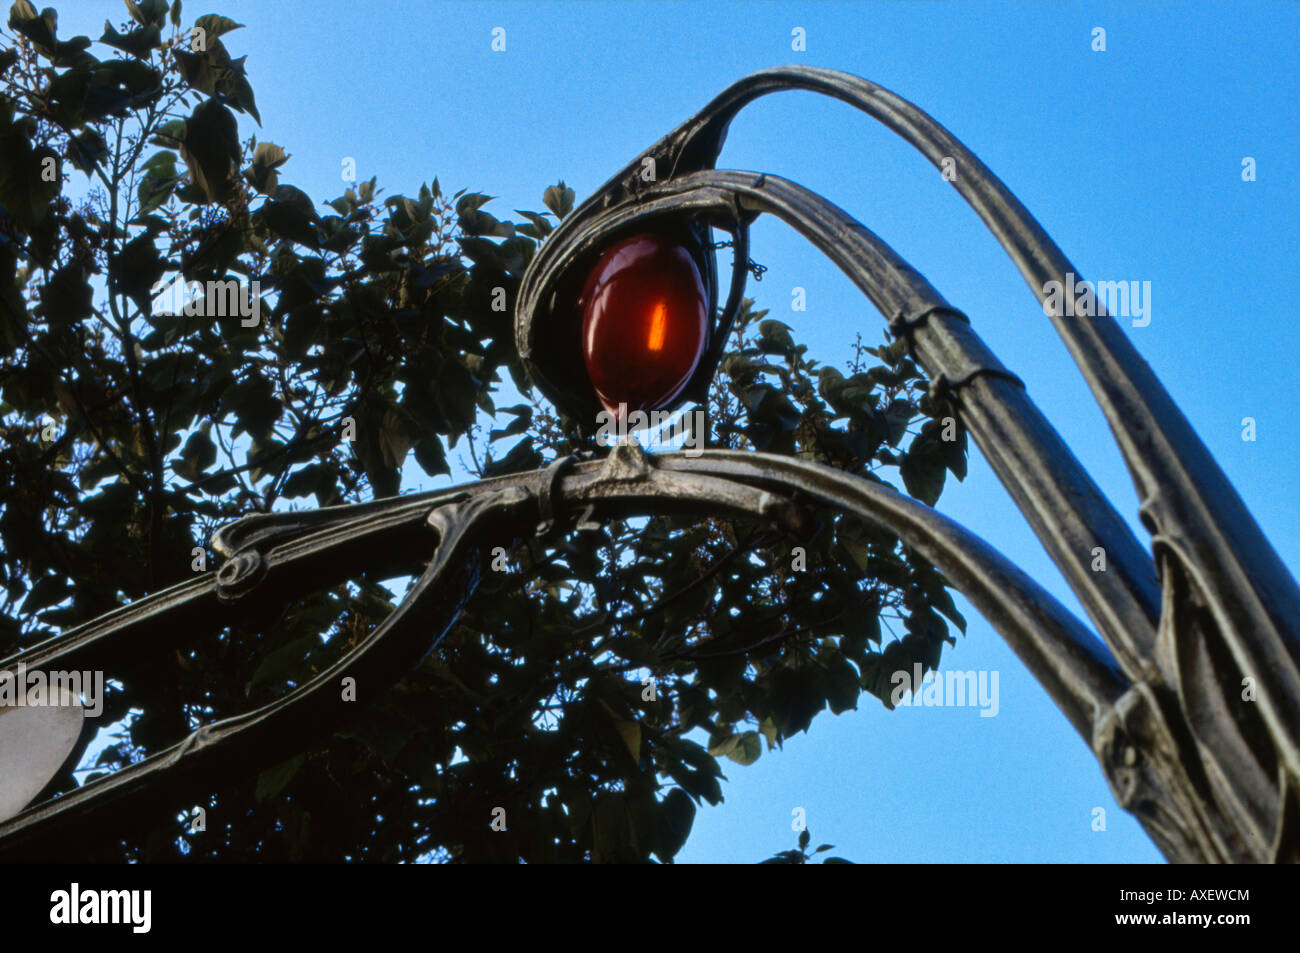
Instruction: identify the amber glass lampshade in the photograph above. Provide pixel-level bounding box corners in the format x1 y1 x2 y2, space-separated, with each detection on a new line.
573 232 710 419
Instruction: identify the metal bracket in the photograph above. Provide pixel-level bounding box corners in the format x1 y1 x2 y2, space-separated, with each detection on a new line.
927 367 1026 406
535 453 580 538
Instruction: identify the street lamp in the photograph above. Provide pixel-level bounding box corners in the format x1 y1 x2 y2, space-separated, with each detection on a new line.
2 67 1296 864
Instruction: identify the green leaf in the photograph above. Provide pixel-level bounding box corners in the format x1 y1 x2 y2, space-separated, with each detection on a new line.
219 58 259 124
226 373 280 441
8 0 37 23
487 404 532 442
108 230 166 315
798 828 810 850
66 128 109 174
128 0 169 27
9 1 56 56
100 20 161 58
482 436 540 478
657 788 695 860
261 184 321 248
770 665 825 736
598 700 641 763
151 118 186 147
378 408 410 469
0 109 61 232
281 463 328 499
615 718 641 762
542 181 575 219
39 264 93 325
707 733 741 758
825 655 861 714
254 753 305 802
245 141 288 193
94 57 162 95
193 13 243 39
179 98 240 203
136 150 180 214
941 426 967 480
412 436 449 478
725 730 762 766
758 319 796 355
513 209 553 236
900 449 945 507
174 425 216 479
590 794 632 863
455 192 495 216
926 582 967 634
249 635 317 689
172 35 260 123
23 573 69 614
883 398 913 445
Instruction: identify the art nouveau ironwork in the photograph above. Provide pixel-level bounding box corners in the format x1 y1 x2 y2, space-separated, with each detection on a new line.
2 67 1296 863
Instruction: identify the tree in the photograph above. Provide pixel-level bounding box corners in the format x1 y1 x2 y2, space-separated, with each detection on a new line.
0 0 968 862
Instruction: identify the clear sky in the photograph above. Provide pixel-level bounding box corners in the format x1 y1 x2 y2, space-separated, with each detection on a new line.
53 0 1300 862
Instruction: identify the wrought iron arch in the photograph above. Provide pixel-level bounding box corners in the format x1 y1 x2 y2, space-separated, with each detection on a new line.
2 67 1296 864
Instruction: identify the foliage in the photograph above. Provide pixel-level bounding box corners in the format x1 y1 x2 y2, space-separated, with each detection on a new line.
760 828 853 864
0 1 968 862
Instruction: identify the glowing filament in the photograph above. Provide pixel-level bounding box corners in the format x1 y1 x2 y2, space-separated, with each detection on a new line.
646 301 667 351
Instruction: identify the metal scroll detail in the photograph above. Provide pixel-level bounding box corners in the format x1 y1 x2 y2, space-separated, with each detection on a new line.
0 445 1127 858
2 68 1296 863
514 67 1300 862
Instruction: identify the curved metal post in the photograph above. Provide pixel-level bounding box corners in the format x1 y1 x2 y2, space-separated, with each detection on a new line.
3 68 1296 865
0 447 1127 858
515 67 1300 861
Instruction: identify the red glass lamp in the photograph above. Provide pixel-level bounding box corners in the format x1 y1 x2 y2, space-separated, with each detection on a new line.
575 233 710 419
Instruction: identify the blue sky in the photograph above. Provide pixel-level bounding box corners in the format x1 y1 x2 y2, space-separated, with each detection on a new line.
53 0 1300 862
